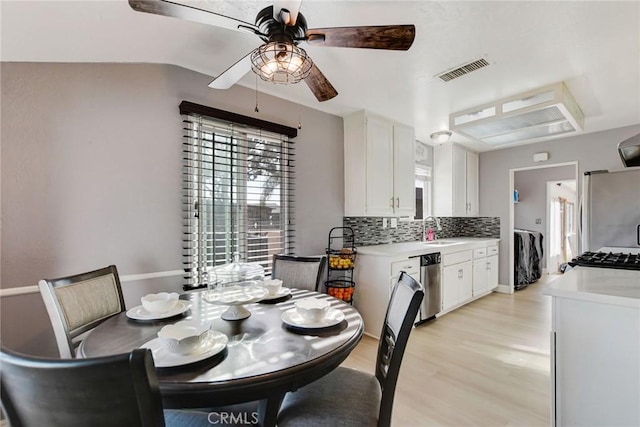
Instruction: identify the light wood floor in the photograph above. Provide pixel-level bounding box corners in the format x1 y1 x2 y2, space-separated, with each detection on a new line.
342 275 557 427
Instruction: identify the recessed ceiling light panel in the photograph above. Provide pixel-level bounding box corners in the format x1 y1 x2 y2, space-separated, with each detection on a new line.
450 82 584 146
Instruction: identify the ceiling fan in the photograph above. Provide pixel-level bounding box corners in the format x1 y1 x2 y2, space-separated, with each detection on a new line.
128 0 416 102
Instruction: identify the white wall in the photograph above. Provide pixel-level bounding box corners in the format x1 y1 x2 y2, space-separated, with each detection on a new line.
0 62 344 355
479 124 640 287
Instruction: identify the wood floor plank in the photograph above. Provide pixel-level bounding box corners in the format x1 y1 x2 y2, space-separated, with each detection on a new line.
342 275 556 426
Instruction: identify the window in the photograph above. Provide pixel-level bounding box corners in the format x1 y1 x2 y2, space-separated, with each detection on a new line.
414 166 432 220
181 102 296 288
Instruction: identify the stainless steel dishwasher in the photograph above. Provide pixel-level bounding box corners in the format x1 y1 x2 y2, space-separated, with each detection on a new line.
417 252 441 324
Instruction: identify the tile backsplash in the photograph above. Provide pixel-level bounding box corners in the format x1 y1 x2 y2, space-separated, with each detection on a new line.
343 216 500 247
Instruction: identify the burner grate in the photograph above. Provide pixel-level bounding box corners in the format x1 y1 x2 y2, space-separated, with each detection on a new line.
571 252 640 270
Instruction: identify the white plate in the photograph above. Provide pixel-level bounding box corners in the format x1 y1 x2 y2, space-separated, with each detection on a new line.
140 329 228 368
281 307 346 329
260 287 292 301
126 300 192 321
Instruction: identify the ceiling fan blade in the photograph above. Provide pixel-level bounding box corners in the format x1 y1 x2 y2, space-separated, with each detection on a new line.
305 25 416 50
208 50 255 89
272 0 302 25
128 0 260 34
304 63 338 102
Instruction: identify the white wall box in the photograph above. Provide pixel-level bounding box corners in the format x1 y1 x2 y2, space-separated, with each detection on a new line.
344 111 416 217
433 142 478 217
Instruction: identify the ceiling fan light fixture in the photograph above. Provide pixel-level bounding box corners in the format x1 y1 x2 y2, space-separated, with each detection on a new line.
251 42 313 84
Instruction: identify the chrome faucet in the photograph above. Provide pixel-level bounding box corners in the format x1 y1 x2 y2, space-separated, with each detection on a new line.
422 215 442 241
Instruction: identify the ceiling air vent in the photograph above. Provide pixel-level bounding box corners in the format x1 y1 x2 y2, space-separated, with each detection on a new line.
437 58 490 82
450 82 584 146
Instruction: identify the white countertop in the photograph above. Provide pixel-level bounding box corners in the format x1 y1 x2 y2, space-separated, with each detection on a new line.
357 237 499 257
543 267 640 308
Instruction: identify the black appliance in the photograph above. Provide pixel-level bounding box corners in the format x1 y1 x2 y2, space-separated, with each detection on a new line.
568 251 640 271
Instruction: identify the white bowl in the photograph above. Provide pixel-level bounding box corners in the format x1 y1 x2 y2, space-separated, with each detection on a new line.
141 292 179 314
295 298 330 322
262 279 283 295
157 320 210 355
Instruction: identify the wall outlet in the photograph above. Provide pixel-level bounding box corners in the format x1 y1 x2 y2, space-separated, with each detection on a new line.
382 218 388 228
390 218 398 228
536 218 542 224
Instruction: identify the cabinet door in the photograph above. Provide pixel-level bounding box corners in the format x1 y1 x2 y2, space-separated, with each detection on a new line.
473 259 488 296
458 261 473 302
393 124 416 216
487 255 499 290
452 145 468 216
442 265 459 311
466 151 479 216
365 116 394 216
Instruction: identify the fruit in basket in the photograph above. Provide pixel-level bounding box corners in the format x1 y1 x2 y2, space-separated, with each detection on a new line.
329 253 354 269
327 285 354 301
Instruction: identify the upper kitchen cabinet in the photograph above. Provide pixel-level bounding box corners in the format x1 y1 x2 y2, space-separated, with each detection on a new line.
434 142 478 217
344 111 415 217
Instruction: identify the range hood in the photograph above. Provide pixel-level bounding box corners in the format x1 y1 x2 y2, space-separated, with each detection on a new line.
450 82 584 146
618 133 640 167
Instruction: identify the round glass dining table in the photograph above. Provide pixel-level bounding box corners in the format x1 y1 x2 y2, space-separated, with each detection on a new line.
81 288 364 427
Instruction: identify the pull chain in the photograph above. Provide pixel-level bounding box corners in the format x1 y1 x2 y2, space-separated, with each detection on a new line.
297 82 302 129
254 74 259 113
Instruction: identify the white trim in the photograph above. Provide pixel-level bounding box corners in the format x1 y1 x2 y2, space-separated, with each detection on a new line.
0 269 185 298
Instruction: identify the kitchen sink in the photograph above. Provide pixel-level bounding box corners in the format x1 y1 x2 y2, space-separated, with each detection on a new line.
422 240 464 246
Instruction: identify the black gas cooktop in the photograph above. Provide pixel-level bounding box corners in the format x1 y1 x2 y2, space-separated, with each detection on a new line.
569 251 640 271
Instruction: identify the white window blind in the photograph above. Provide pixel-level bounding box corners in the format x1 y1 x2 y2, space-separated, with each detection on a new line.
181 102 297 288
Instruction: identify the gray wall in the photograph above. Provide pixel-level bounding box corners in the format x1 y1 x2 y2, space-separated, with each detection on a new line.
0 62 344 356
479 123 640 287
514 165 575 234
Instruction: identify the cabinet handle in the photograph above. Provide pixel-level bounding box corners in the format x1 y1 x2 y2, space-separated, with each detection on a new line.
396 197 400 208
390 197 394 208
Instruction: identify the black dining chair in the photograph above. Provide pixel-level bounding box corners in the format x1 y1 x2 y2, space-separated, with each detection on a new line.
38 265 126 358
276 271 424 427
271 254 327 292
0 347 217 427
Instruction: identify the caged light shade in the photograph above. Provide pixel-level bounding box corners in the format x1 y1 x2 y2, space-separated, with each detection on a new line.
251 42 313 84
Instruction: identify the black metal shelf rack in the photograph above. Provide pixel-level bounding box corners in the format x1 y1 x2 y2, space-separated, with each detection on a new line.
325 226 357 304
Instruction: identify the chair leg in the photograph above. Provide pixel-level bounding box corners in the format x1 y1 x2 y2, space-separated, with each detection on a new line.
257 393 285 427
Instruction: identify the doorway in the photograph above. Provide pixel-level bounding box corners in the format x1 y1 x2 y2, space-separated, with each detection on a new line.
508 162 578 293
547 180 577 273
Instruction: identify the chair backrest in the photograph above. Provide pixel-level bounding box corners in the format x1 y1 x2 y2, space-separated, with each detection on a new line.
0 347 165 427
271 254 327 292
375 271 424 427
38 265 126 358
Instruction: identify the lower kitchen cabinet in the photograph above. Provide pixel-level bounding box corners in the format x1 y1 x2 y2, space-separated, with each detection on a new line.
550 293 639 426
442 250 472 312
354 254 419 338
472 245 499 296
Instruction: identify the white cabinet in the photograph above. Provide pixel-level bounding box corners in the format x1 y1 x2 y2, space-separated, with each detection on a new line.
344 111 415 217
441 250 472 312
472 245 499 296
551 295 640 426
434 142 478 217
354 254 419 338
